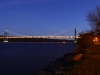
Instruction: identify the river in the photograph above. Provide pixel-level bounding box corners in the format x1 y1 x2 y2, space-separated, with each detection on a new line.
0 42 77 75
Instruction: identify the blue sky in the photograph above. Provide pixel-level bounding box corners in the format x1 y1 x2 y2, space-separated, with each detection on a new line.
0 0 100 36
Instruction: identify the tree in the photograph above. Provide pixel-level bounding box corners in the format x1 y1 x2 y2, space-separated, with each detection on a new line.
77 31 94 49
87 5 100 35
76 5 100 49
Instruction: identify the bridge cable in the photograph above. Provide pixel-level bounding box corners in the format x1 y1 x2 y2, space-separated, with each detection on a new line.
48 28 75 36
0 32 4 35
7 31 28 36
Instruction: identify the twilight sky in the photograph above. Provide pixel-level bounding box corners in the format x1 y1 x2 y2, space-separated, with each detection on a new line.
0 0 100 36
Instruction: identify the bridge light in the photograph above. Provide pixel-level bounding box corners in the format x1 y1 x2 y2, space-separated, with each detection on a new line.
4 40 8 42
74 40 77 43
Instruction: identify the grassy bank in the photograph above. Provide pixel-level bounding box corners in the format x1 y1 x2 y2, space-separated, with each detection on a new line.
64 45 100 75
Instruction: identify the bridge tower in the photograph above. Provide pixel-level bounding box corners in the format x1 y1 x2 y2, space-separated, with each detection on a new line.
74 28 77 43
4 30 8 42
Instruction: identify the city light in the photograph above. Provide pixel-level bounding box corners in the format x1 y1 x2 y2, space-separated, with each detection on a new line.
93 37 98 42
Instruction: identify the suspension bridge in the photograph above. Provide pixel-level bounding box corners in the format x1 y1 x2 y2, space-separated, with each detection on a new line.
0 28 81 42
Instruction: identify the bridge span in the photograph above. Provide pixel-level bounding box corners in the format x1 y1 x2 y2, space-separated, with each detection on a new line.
0 36 79 39
0 28 80 42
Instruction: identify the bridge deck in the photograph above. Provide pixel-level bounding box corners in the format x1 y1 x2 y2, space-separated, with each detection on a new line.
0 36 79 39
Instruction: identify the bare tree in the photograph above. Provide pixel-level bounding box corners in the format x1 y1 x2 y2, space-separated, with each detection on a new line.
87 5 100 35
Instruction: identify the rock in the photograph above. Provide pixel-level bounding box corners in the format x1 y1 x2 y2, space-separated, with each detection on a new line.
55 71 65 75
64 53 73 57
71 54 82 61
50 62 55 66
56 57 65 62
59 67 66 70
43 61 59 73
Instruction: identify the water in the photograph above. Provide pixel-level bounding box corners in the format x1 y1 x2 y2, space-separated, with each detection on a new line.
0 42 77 75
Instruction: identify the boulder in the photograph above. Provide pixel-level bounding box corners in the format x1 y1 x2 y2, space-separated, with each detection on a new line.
64 53 73 57
43 61 59 73
55 71 65 75
56 57 64 62
71 54 82 61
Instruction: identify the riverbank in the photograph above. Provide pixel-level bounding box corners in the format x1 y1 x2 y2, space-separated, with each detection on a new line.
35 45 100 75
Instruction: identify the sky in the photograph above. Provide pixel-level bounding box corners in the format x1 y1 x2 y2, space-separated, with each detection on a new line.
0 0 100 36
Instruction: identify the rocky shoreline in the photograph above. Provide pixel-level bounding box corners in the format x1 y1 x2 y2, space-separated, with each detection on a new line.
34 47 83 75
